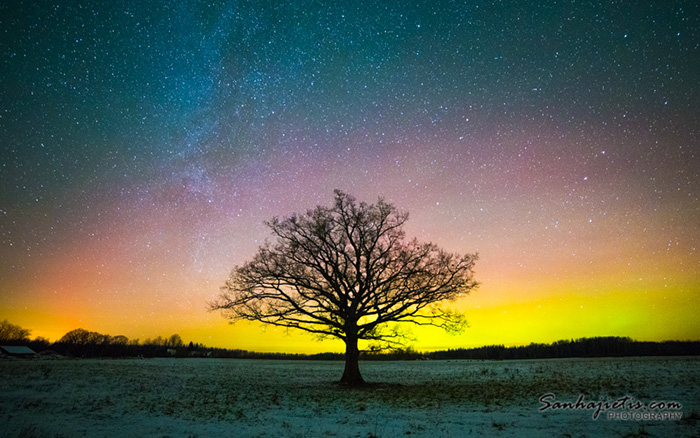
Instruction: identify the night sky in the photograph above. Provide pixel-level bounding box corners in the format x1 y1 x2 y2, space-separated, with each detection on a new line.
1 1 698 352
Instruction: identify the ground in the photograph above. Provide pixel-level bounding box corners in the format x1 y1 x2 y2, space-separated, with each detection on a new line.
1 356 698 437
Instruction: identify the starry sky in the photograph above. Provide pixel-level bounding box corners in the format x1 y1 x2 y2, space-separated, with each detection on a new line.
1 1 698 353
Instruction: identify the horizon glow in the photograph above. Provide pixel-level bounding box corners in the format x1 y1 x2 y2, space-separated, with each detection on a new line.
1 1 698 353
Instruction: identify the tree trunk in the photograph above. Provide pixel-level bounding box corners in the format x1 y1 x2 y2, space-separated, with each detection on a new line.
340 334 364 385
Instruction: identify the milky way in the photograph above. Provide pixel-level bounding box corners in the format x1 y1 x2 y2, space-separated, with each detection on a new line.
1 1 698 352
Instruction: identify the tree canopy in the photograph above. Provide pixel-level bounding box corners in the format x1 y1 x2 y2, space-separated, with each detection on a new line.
211 191 478 384
0 319 31 342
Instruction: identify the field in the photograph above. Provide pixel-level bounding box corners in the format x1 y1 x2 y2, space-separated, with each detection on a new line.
1 356 698 437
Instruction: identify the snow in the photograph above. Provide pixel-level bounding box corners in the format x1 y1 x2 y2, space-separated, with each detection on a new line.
1 356 698 437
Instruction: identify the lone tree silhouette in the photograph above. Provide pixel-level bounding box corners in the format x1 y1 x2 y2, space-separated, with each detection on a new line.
211 191 478 385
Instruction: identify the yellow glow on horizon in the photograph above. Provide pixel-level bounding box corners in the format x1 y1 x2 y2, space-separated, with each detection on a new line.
3 200 698 353
5 278 697 354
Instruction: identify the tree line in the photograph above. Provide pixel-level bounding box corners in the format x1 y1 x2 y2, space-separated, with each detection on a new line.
0 320 199 358
423 336 700 360
2 320 698 360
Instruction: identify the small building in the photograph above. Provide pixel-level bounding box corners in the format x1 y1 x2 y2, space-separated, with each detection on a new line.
0 345 36 357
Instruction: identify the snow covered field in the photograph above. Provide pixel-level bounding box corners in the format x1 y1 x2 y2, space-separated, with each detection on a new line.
1 356 698 437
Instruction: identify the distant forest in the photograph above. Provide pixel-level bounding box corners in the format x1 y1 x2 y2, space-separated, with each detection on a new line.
1 320 698 360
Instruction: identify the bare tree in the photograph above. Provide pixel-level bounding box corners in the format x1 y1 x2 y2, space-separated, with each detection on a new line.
167 334 184 348
58 328 102 345
0 320 31 342
111 335 130 345
211 191 478 385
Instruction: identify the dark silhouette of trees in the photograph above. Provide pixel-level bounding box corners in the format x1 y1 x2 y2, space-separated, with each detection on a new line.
210 191 478 385
142 334 184 348
0 319 31 342
112 335 129 345
52 328 186 357
424 337 700 360
58 328 117 357
2 317 698 360
167 334 184 347
59 328 94 345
